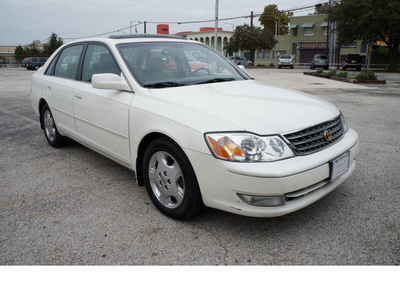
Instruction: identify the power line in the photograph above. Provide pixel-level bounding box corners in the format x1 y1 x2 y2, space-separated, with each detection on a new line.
59 2 324 40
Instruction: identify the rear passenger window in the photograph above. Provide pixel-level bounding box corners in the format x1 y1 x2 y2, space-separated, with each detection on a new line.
81 44 120 82
54 44 84 80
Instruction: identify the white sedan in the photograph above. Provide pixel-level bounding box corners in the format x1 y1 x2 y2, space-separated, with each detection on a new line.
31 34 359 219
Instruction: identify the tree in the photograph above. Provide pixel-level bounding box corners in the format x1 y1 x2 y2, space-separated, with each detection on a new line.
42 33 63 56
223 24 276 64
313 2 329 15
14 33 64 63
14 45 26 63
26 42 40 56
328 0 400 71
258 4 293 35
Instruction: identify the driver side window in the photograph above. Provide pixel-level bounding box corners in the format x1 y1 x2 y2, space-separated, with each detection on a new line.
81 44 120 82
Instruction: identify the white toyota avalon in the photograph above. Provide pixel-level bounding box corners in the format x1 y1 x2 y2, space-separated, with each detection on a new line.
31 34 359 219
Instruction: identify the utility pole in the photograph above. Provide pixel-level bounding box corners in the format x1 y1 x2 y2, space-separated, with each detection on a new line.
250 11 254 64
274 7 278 65
214 0 219 50
326 0 331 65
144 21 147 34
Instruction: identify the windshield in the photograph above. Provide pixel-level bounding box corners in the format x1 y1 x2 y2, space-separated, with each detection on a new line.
117 42 250 88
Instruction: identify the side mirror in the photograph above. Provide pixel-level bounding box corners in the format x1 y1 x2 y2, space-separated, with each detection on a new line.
92 73 131 91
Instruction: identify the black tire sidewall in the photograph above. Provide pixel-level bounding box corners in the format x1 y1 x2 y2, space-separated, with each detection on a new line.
142 138 203 220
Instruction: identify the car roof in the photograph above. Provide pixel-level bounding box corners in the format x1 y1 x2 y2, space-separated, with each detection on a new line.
63 34 193 47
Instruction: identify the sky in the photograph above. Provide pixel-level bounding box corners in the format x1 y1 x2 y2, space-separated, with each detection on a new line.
0 0 324 46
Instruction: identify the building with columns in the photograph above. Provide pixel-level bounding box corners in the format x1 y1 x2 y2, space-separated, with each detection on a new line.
175 27 238 57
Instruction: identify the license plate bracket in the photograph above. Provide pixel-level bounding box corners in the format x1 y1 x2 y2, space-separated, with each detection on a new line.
330 151 350 182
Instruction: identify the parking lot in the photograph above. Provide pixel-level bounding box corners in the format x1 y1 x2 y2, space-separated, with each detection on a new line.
0 67 399 265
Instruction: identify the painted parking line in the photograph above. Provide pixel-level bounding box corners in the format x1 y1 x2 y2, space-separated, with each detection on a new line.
1 178 133 208
0 108 39 125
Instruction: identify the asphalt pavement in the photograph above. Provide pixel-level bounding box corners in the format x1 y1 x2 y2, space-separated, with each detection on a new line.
0 67 399 265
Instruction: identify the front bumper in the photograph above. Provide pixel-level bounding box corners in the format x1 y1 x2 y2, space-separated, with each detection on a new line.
313 62 328 67
186 128 359 217
279 61 293 66
343 63 362 68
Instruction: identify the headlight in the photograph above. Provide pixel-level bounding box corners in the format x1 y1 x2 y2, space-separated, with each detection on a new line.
205 133 295 162
340 113 348 133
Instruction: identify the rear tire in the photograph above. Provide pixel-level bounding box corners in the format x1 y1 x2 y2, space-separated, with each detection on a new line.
142 138 204 220
41 104 65 148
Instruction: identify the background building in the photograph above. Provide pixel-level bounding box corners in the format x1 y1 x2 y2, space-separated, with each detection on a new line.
176 27 235 56
255 14 368 67
0 45 17 64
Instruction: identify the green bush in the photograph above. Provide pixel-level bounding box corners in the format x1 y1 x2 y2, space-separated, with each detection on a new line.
371 46 400 64
336 71 348 78
327 70 337 76
316 69 323 74
356 71 377 81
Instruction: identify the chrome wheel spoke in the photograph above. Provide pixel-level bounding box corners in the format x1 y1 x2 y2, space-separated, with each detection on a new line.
148 151 185 209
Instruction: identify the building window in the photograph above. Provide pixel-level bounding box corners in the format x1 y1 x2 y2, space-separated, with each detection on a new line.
257 51 265 59
301 43 316 48
292 43 297 55
292 27 298 36
304 28 314 36
317 42 326 49
361 42 368 53
322 27 327 36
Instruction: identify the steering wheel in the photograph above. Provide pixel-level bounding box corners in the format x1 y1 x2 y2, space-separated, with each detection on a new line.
192 67 211 75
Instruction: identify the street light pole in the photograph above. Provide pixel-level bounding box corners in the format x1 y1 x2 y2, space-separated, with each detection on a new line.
214 0 219 50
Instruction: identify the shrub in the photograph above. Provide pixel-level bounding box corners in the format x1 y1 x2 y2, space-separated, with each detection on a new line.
327 70 337 76
336 71 348 78
316 69 323 74
356 71 377 81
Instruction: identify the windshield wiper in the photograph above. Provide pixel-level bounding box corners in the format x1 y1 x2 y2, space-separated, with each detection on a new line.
143 81 186 88
195 78 236 85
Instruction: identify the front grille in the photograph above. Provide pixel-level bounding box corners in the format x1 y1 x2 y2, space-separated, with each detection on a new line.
283 115 344 155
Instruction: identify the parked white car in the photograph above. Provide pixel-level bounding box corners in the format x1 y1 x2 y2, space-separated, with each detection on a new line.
278 54 295 69
31 34 359 219
229 56 253 66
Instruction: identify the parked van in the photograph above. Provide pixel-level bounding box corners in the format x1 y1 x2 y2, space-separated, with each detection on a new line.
26 57 48 70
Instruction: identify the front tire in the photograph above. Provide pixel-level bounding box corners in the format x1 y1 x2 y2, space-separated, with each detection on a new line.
41 104 65 148
142 138 204 220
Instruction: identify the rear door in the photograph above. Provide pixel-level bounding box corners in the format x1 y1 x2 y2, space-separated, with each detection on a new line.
43 43 84 138
73 43 133 165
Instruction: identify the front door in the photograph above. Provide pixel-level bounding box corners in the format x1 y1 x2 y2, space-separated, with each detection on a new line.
73 43 133 165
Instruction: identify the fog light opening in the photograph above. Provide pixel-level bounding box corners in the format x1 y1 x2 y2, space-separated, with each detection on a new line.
237 194 285 207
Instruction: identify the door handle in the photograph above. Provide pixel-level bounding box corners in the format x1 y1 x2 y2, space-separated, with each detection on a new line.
74 95 82 100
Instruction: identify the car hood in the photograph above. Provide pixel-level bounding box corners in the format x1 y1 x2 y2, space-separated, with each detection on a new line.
145 79 339 134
